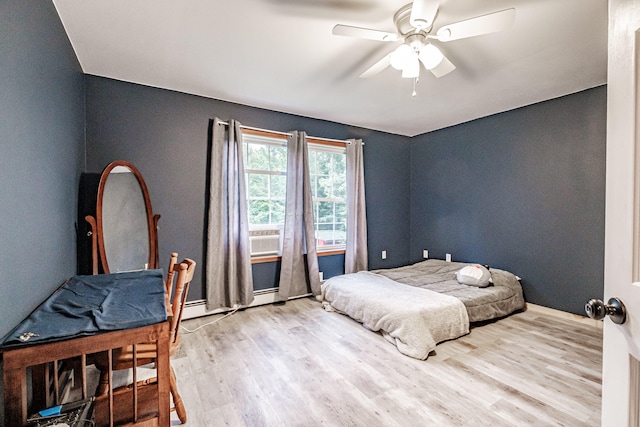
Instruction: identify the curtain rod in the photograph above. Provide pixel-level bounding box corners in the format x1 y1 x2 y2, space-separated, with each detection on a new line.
216 120 356 145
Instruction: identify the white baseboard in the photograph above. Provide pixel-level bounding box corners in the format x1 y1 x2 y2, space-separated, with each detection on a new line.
184 293 602 331
182 288 312 320
526 303 603 329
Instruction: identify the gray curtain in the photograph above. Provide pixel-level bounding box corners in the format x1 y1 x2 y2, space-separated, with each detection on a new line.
345 138 368 274
205 118 254 310
278 131 321 299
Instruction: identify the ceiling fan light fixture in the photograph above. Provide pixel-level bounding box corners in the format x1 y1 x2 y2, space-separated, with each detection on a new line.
390 44 413 70
418 43 444 70
401 55 420 78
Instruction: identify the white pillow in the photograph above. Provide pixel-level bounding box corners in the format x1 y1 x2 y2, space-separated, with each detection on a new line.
456 264 492 288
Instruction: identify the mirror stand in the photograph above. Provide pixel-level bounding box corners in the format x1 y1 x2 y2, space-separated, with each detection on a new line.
84 160 160 275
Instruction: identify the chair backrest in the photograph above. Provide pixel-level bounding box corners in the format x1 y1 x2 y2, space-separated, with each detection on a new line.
166 256 196 350
164 252 179 298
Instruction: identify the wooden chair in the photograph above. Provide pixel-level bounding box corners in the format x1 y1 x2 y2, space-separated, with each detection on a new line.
95 253 196 424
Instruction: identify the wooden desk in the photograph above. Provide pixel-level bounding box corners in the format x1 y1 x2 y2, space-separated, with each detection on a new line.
3 321 171 426
1 270 171 426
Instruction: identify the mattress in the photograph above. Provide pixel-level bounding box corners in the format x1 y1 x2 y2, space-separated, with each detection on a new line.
320 271 469 359
373 259 525 322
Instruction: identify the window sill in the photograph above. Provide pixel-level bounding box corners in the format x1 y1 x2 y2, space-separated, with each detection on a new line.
251 249 346 264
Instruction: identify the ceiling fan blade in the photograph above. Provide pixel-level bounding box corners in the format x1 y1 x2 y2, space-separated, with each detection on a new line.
410 0 439 30
333 24 399 42
428 55 455 78
435 8 515 42
359 53 392 78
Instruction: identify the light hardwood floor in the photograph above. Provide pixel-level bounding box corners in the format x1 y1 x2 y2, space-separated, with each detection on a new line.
170 297 602 426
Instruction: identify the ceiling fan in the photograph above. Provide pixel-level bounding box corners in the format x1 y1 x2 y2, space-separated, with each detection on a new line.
332 0 516 81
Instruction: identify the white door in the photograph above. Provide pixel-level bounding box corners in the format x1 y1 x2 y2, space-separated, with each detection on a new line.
602 1 640 425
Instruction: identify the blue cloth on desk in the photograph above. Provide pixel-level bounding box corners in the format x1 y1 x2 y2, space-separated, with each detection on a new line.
0 269 167 347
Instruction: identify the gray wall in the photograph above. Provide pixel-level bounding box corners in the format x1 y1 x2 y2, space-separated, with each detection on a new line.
84 77 606 315
84 76 411 301
0 1 85 338
410 86 606 315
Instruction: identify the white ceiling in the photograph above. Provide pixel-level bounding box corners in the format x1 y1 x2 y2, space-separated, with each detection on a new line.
53 0 607 137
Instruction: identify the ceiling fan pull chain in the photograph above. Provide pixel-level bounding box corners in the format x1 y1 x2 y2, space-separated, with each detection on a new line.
412 77 419 97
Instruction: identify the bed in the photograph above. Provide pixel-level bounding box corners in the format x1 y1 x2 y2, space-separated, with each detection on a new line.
320 259 525 359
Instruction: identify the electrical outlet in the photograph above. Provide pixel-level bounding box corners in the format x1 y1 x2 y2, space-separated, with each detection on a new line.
423 250 429 259
446 253 452 262
382 250 387 260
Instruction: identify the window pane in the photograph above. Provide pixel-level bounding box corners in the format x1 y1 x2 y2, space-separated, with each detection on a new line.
249 199 270 225
308 174 316 198
334 173 346 199
316 175 330 198
316 152 331 175
335 202 346 224
333 152 345 173
316 201 335 224
247 143 269 170
248 173 268 197
316 223 334 247
270 145 287 172
316 224 346 246
271 174 286 198
334 181 346 199
271 199 285 224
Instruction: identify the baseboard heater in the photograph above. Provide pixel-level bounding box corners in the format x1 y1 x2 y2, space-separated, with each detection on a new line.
182 288 312 320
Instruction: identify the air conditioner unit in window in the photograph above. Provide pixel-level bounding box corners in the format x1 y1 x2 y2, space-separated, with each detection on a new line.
249 229 281 256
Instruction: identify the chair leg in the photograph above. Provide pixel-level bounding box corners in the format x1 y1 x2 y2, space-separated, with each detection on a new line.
96 369 110 396
170 364 187 424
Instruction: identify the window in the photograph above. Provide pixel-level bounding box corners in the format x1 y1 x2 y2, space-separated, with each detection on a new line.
243 134 287 228
308 143 346 250
243 133 286 256
242 131 346 256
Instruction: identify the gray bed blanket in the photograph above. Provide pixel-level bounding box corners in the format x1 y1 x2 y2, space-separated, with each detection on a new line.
321 271 469 360
374 259 525 322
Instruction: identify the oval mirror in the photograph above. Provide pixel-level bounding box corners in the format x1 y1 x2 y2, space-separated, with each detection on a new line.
93 160 157 274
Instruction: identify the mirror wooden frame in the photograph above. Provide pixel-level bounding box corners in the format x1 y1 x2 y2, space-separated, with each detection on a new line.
85 160 160 274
